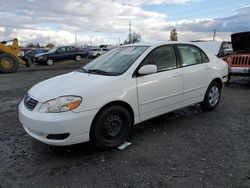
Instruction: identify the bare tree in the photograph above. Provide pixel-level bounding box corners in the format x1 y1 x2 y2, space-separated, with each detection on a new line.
170 28 178 41
131 32 142 43
124 32 142 45
25 43 36 48
45 43 55 49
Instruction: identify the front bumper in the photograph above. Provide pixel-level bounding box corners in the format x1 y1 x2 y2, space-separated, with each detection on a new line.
229 67 250 75
33 57 47 64
19 101 98 146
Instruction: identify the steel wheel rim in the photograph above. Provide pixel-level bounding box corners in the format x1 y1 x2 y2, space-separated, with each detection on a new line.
47 59 53 65
208 86 219 106
76 55 81 62
102 115 123 140
0 58 13 69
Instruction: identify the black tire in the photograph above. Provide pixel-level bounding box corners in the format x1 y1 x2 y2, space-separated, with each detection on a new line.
23 57 31 67
201 81 221 111
90 106 132 149
227 73 232 84
46 59 54 66
0 53 19 73
96 53 100 57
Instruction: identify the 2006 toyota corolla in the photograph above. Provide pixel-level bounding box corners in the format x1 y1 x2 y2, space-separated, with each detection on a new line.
19 42 228 149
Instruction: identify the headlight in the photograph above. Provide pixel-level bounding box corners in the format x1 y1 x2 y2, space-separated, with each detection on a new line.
39 96 82 113
38 56 46 60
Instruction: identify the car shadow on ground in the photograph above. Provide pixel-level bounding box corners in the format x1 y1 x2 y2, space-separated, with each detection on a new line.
226 76 250 89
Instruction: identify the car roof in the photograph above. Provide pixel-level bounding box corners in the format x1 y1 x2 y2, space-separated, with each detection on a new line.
56 46 78 48
122 41 198 48
121 41 217 59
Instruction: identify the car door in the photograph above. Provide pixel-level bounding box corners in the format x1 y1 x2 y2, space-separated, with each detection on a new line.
176 44 213 106
136 45 183 120
67 46 78 59
54 47 67 61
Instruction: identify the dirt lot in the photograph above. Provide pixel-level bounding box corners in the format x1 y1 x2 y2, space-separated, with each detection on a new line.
0 60 250 188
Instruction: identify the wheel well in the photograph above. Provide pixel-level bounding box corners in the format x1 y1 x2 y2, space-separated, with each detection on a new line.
93 101 134 125
211 78 223 88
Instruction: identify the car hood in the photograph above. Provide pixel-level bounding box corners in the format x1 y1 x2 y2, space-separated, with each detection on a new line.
28 71 116 102
35 51 53 57
231 32 250 52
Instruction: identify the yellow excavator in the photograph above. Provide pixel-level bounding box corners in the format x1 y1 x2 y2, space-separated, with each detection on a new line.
0 38 29 73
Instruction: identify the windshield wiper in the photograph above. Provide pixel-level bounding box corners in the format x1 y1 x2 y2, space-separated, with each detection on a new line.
87 69 117 76
78 67 88 73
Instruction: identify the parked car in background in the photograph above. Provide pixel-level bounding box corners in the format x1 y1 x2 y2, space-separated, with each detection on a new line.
18 48 32 57
87 48 108 58
22 48 49 64
19 42 228 149
223 31 250 80
33 46 88 66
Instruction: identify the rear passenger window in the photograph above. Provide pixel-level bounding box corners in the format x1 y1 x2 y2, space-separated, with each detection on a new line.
67 47 77 52
201 51 209 62
177 45 209 67
142 45 177 72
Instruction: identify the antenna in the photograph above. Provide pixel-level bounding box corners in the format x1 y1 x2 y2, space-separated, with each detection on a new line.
129 21 131 44
75 32 78 46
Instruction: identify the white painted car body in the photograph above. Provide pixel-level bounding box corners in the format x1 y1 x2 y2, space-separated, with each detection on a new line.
19 41 228 146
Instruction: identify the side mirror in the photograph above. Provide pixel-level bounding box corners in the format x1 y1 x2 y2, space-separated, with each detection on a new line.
138 65 157 75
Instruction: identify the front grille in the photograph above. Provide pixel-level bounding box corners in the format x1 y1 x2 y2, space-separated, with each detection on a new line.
229 55 250 66
24 94 38 110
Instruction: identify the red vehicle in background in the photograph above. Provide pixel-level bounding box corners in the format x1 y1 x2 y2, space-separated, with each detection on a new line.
223 32 250 81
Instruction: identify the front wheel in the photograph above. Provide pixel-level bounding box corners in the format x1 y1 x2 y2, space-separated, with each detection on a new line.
75 55 82 62
0 53 19 73
46 59 54 66
90 106 132 149
201 81 221 110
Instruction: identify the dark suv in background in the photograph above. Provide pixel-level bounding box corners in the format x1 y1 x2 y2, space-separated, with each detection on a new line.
223 31 250 80
33 46 88 66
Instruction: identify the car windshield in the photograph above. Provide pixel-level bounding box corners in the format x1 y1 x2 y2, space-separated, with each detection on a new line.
82 46 148 75
48 48 58 53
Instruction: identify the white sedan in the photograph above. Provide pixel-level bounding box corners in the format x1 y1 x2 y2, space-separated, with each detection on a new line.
19 42 228 149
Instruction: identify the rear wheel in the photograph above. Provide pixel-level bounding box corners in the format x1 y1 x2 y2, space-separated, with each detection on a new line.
75 55 82 62
201 81 221 110
0 53 18 73
46 59 54 66
90 106 132 149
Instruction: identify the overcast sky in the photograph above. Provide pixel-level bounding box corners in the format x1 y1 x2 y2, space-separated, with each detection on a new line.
0 0 249 46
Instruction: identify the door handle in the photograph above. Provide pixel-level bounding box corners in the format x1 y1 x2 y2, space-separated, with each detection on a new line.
173 72 182 77
205 66 212 70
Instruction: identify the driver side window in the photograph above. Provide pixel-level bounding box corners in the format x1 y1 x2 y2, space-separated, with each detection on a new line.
57 47 66 53
142 45 177 72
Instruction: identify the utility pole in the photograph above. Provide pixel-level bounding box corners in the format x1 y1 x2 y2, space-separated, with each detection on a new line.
129 21 132 44
213 29 216 41
75 32 78 46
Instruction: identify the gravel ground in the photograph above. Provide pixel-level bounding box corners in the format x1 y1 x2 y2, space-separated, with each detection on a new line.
0 60 250 188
